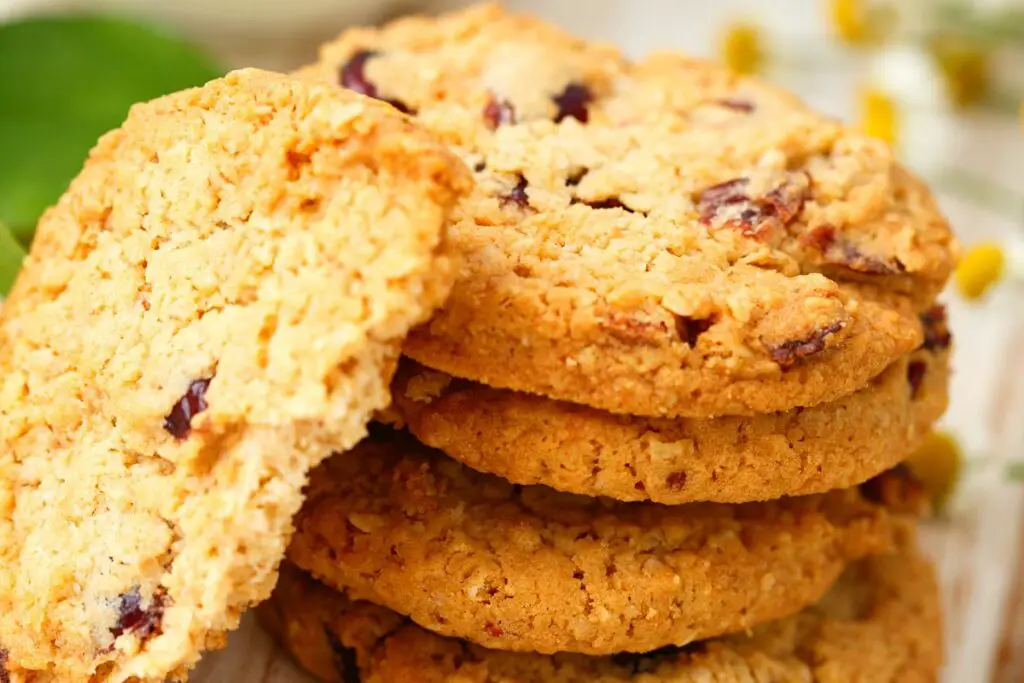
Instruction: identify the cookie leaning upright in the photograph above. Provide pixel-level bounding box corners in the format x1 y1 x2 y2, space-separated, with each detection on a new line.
300 3 958 418
0 69 469 682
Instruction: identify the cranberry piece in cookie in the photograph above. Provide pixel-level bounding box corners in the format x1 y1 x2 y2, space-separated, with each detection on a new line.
111 588 166 640
766 320 846 366
500 175 531 209
675 316 714 347
907 361 927 398
483 94 517 129
553 83 593 123
920 305 951 352
802 224 904 275
716 98 756 112
698 174 808 239
163 377 211 439
339 50 412 114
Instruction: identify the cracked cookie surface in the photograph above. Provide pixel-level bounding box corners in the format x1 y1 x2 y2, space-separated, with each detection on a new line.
387 308 951 503
0 69 468 682
299 3 956 418
287 429 924 655
263 539 941 683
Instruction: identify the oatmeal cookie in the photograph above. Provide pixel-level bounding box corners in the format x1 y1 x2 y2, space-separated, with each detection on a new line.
299 3 956 418
388 308 951 503
287 429 926 655
263 540 941 682
0 69 468 682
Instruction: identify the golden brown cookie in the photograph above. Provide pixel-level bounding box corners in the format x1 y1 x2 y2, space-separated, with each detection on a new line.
287 429 926 655
388 308 951 504
0 70 469 682
262 539 942 683
299 3 957 418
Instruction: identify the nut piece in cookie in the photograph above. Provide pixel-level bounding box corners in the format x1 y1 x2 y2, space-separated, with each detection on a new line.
0 69 469 682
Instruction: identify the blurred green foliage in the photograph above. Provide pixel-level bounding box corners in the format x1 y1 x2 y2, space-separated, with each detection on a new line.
0 14 222 293
0 220 24 296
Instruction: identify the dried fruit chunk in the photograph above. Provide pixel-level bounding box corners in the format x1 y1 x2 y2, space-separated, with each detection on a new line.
483 94 516 129
571 196 638 213
674 316 714 347
766 320 845 366
163 377 211 439
716 98 756 112
552 83 592 123
111 588 166 641
907 360 927 398
499 175 530 209
698 175 808 239
801 224 904 275
339 50 412 114
919 306 951 352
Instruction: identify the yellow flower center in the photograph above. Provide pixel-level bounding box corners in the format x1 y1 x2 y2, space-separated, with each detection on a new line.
956 241 1005 301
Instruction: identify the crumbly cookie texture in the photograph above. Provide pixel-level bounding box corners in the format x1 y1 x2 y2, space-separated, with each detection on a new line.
388 307 951 504
0 69 469 682
299 2 956 418
262 539 942 683
287 429 925 655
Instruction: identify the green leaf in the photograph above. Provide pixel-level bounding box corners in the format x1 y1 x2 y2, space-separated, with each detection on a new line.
1008 462 1024 482
0 219 26 296
0 15 222 246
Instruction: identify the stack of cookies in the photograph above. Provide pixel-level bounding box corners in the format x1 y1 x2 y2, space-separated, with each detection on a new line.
0 4 958 683
263 4 958 682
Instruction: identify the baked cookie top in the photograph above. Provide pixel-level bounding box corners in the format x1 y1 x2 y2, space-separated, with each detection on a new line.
389 309 950 503
288 428 925 655
262 541 942 683
299 3 955 418
0 69 468 682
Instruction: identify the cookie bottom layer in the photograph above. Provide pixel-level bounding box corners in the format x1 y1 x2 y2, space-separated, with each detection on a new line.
261 536 941 683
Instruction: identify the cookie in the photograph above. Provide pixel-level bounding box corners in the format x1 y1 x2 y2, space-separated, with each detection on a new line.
388 307 951 504
287 429 925 655
262 540 942 683
299 3 957 418
0 69 469 682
